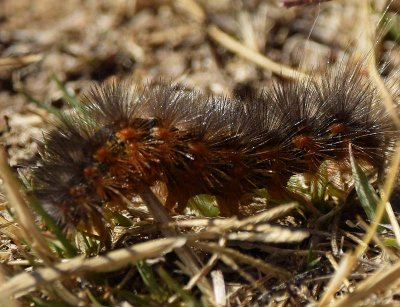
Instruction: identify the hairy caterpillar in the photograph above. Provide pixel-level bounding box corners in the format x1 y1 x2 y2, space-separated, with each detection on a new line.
31 64 397 233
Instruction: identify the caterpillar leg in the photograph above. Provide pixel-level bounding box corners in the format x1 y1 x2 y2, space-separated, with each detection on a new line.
165 193 177 211
284 188 322 216
216 196 240 217
165 191 190 214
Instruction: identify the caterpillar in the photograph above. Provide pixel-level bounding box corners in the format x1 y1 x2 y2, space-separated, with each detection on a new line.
31 63 397 234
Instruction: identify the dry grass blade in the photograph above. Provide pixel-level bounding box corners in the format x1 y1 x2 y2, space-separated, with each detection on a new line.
0 237 186 298
0 266 20 307
226 226 309 243
207 25 309 80
143 25 199 46
182 238 226 296
233 202 299 228
184 253 219 290
0 216 23 243
317 253 357 307
175 0 206 23
211 270 226 306
194 242 291 280
0 146 56 264
385 200 400 246
167 204 305 246
333 261 400 307
203 202 299 233
172 217 237 228
0 54 42 67
168 204 304 245
325 253 351 289
172 203 297 231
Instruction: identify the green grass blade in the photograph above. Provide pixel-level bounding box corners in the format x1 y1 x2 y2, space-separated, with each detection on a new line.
28 197 77 257
136 261 169 302
349 148 389 226
188 195 219 217
157 267 202 307
52 74 81 110
20 91 63 118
